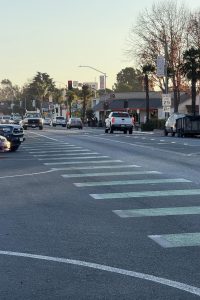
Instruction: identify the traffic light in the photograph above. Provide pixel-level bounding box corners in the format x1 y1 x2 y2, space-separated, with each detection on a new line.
68 80 73 90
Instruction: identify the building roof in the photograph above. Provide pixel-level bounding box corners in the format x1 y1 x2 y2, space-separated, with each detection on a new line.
94 91 193 112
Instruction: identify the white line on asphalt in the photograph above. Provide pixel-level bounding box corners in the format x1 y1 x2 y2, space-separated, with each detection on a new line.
0 170 55 179
74 178 191 187
38 155 109 161
113 206 200 218
27 132 60 141
90 189 200 200
36 152 99 159
148 233 200 248
0 250 199 296
51 165 141 171
33 150 91 156
45 160 122 166
29 148 82 153
62 171 161 178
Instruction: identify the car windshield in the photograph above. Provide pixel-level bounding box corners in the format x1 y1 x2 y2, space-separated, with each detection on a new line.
56 117 64 120
26 113 41 118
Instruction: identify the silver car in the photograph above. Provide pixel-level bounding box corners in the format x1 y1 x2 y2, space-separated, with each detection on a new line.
164 113 186 136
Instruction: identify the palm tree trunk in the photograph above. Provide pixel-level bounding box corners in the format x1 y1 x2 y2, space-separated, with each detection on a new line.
145 74 149 123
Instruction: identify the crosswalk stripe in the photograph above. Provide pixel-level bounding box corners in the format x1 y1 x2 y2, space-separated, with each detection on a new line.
38 155 109 161
90 189 200 200
51 165 141 171
149 233 200 248
34 150 91 156
29 147 82 153
62 171 160 178
36 152 99 158
45 160 122 166
113 206 200 218
74 178 190 187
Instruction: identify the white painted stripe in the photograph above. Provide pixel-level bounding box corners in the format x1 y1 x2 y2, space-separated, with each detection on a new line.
34 150 91 156
0 250 199 296
36 152 99 158
113 206 200 218
45 160 122 166
0 170 55 179
149 233 200 248
74 178 190 187
52 165 141 171
62 171 160 178
29 148 82 153
38 155 108 161
90 189 200 200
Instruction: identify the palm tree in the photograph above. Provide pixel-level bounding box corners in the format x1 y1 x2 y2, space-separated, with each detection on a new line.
180 47 200 116
142 64 155 123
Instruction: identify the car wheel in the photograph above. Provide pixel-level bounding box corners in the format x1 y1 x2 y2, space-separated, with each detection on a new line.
105 128 109 133
23 126 27 130
171 132 175 137
129 129 133 134
124 130 127 134
10 145 19 152
39 126 43 130
164 129 168 136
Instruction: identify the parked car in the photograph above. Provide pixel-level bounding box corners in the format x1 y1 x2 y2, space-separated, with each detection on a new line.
52 116 66 127
0 135 11 152
67 117 83 129
105 111 133 134
44 117 52 126
164 113 186 136
0 124 25 151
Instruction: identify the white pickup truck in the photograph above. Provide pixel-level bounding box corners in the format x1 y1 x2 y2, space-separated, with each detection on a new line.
105 111 133 134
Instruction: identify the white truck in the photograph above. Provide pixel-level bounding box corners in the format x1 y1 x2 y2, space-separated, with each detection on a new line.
22 111 44 130
105 111 133 134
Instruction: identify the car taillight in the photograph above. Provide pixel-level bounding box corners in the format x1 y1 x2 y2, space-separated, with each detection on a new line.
111 117 115 124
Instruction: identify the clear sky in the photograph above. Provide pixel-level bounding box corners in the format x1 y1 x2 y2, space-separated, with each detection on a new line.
0 0 199 89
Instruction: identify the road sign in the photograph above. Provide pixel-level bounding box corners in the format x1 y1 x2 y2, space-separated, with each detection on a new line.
163 106 171 113
156 56 165 77
162 94 171 106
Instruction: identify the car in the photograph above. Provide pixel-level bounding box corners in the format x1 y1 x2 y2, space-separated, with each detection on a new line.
22 111 44 130
52 116 66 127
164 113 186 136
44 117 52 126
105 111 133 134
0 135 11 152
67 117 83 129
0 124 25 151
0 115 14 124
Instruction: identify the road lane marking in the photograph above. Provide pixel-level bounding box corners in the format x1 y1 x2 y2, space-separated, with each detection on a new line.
149 233 200 248
74 178 190 187
0 250 199 296
34 150 91 156
0 251 200 296
62 171 161 178
29 147 82 153
90 189 200 200
113 206 200 218
36 152 99 157
45 160 123 166
38 155 109 161
52 165 141 171
0 170 55 179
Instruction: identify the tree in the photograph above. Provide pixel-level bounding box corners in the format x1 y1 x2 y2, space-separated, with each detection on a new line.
114 67 144 92
28 72 56 111
180 47 200 116
80 84 91 122
127 0 189 110
142 64 155 123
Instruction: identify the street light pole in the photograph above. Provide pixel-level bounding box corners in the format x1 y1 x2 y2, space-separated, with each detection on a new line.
78 65 107 94
78 65 107 122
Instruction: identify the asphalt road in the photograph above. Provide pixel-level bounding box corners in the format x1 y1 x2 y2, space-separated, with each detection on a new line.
1 126 200 299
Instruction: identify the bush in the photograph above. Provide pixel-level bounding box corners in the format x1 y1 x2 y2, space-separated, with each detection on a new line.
141 119 165 131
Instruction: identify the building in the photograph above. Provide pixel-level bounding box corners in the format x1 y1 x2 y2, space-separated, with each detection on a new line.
92 91 200 123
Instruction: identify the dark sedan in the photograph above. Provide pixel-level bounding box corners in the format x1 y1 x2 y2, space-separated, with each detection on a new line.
0 124 25 151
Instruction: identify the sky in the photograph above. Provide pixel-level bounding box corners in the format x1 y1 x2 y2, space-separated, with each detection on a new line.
0 0 199 90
